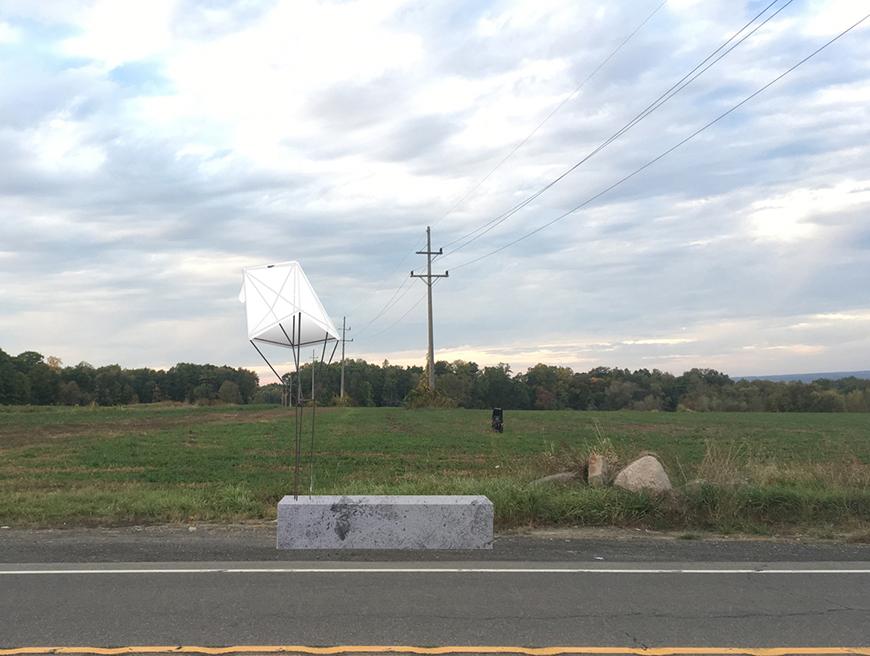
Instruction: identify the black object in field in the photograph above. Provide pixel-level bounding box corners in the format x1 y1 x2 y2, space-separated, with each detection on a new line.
491 408 504 433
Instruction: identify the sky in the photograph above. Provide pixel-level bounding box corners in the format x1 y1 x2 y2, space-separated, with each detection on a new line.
1 0 869 382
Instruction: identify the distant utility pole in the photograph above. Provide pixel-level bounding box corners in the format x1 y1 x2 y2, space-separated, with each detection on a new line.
339 316 353 399
411 226 448 391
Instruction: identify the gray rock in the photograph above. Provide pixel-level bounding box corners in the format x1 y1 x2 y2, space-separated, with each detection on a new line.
276 495 493 550
587 454 610 488
613 455 672 494
531 471 579 485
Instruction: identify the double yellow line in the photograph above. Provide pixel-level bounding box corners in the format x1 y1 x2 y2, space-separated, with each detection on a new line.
1 647 869 655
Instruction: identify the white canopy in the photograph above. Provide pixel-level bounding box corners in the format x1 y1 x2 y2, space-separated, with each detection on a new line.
239 261 339 348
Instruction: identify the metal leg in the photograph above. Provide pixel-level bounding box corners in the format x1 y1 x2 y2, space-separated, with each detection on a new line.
294 312 303 500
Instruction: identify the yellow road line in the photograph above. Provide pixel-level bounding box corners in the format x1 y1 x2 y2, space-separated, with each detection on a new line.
1 647 869 655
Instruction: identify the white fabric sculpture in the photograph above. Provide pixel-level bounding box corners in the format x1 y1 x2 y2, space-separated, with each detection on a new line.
239 261 339 348
239 261 338 498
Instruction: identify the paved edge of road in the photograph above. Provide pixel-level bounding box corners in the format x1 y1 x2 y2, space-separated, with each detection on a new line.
1 561 870 574
2 531 870 564
2 645 870 655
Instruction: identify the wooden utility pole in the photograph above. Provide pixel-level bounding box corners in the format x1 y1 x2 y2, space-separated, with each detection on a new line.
339 316 353 399
411 226 448 391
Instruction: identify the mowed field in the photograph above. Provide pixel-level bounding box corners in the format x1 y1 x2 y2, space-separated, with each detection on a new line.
1 404 869 534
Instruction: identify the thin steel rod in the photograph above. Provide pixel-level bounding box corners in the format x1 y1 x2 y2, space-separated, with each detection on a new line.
249 341 283 384
291 315 300 499
309 351 315 496
292 314 302 499
327 339 339 365
294 312 303 500
280 321 298 370
309 331 330 495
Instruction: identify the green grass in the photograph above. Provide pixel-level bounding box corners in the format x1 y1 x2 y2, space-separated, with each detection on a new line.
1 404 869 533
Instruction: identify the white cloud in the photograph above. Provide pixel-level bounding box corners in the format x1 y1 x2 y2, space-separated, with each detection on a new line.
61 0 176 68
0 19 19 44
26 114 106 174
747 180 870 242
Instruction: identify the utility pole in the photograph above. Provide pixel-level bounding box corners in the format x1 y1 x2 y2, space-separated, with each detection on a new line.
339 316 353 399
411 226 448 391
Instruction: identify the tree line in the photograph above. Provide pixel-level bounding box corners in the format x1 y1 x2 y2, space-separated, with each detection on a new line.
2 347 869 412
0 349 258 406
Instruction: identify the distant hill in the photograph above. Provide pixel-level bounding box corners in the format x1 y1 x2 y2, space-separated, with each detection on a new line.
738 370 870 383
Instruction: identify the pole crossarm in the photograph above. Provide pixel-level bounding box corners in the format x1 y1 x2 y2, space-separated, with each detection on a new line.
410 272 449 283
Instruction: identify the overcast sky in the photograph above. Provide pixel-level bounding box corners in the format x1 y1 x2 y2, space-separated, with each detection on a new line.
1 0 869 381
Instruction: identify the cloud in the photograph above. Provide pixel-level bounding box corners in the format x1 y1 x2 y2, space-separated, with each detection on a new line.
0 19 18 43
1 0 869 378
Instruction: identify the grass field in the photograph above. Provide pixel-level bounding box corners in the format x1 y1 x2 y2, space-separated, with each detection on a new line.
1 404 869 535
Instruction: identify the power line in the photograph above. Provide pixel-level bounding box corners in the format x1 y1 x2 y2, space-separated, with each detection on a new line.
353 1 666 337
367 280 440 340
448 10 870 273
354 276 413 338
355 1 792 342
345 235 424 320
435 0 668 240
437 0 792 261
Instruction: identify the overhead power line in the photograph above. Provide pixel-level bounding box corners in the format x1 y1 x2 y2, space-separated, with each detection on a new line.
354 1 667 338
360 1 791 342
434 0 668 238
446 10 870 273
345 235 424 319
354 276 413 338
437 0 793 260
367 280 441 340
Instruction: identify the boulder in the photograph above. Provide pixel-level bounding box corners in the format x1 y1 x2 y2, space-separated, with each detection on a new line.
613 455 671 494
587 454 610 487
532 471 578 485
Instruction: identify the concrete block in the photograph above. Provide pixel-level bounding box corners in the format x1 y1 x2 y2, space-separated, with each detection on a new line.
277 495 493 550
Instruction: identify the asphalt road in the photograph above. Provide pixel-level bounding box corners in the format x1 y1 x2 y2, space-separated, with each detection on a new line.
2 529 870 652
1 561 869 650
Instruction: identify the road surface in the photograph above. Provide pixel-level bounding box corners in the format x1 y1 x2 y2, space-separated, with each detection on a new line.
1 528 869 654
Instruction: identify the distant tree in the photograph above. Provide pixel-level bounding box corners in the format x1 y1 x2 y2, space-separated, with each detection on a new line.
811 389 846 412
475 363 528 409
380 361 402 407
218 380 242 404
192 383 216 404
62 362 96 395
235 368 259 403
94 365 136 405
3 344 869 412
12 372 30 404
58 381 83 406
13 351 44 373
845 389 869 412
254 383 284 404
603 380 640 410
0 348 17 404
29 363 60 405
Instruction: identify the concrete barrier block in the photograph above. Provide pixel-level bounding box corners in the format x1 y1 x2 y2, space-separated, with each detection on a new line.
276 495 493 550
